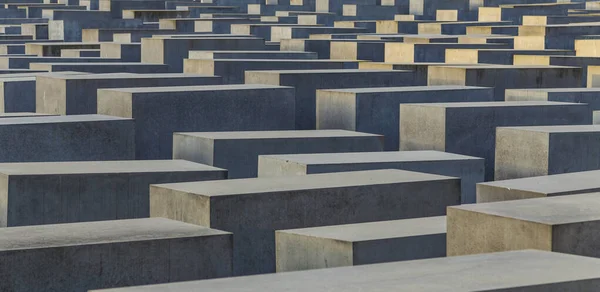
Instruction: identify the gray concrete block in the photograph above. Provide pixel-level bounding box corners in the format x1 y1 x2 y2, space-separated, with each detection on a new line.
428 65 584 100
173 130 384 178
400 101 592 181
100 42 140 62
60 48 100 57
477 169 600 203
30 62 170 73
36 73 221 115
141 37 266 72
246 69 415 130
258 150 484 204
0 114 134 162
25 41 100 56
506 88 600 110
97 84 295 159
186 59 358 84
0 77 35 112
448 192 600 259
90 250 600 292
150 169 460 275
276 216 446 272
0 218 232 292
316 85 494 150
188 50 318 59
0 159 226 227
0 56 122 69
495 125 600 180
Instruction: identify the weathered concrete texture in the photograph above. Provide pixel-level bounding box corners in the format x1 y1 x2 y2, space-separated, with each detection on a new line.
185 59 359 84
448 192 600 259
399 101 592 181
444 48 573 65
258 150 483 204
506 88 600 110
30 62 170 73
0 115 134 162
97 85 295 159
477 169 600 203
316 85 494 150
428 65 583 100
495 125 600 180
276 216 446 272
92 250 600 292
150 169 460 275
245 69 415 130
36 73 222 115
0 77 35 112
188 50 318 60
0 160 226 227
141 37 266 72
0 218 232 292
173 130 383 178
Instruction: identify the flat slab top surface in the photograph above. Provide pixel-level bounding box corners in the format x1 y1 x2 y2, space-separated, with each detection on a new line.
154 169 455 197
451 192 600 225
479 169 600 194
43 73 217 80
194 50 314 54
324 85 489 94
0 114 130 125
262 151 482 165
0 159 224 175
507 88 600 93
432 64 579 69
175 130 381 139
0 218 229 251
205 59 354 63
0 112 54 118
500 125 600 133
405 101 579 108
35 62 166 66
92 250 600 292
279 216 446 242
246 69 407 74
101 84 289 93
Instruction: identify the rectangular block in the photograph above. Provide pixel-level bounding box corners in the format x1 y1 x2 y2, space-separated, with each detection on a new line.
173 130 383 178
495 125 600 180
30 62 170 73
448 192 600 259
0 218 232 292
428 65 583 100
97 85 295 159
0 77 35 112
36 73 222 115
185 59 358 84
150 169 460 275
506 88 600 111
399 101 592 180
0 159 226 227
90 250 600 292
276 216 446 272
0 115 134 162
316 85 494 150
477 169 600 203
245 69 415 130
258 150 484 204
141 37 266 72
189 50 318 60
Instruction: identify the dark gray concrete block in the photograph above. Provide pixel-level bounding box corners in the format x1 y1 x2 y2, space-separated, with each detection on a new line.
0 159 226 227
0 218 232 292
97 85 295 159
276 216 446 272
400 101 592 180
150 169 460 275
173 130 384 178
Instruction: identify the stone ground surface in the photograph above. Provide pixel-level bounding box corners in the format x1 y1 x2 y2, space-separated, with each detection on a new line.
0 0 600 291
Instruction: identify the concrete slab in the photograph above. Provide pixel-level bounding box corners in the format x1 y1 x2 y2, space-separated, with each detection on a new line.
276 216 446 272
173 130 384 178
150 169 460 275
495 125 600 180
448 192 600 259
90 250 600 292
0 159 226 227
258 150 484 204
316 85 494 150
399 101 592 180
97 84 295 159
0 218 232 291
